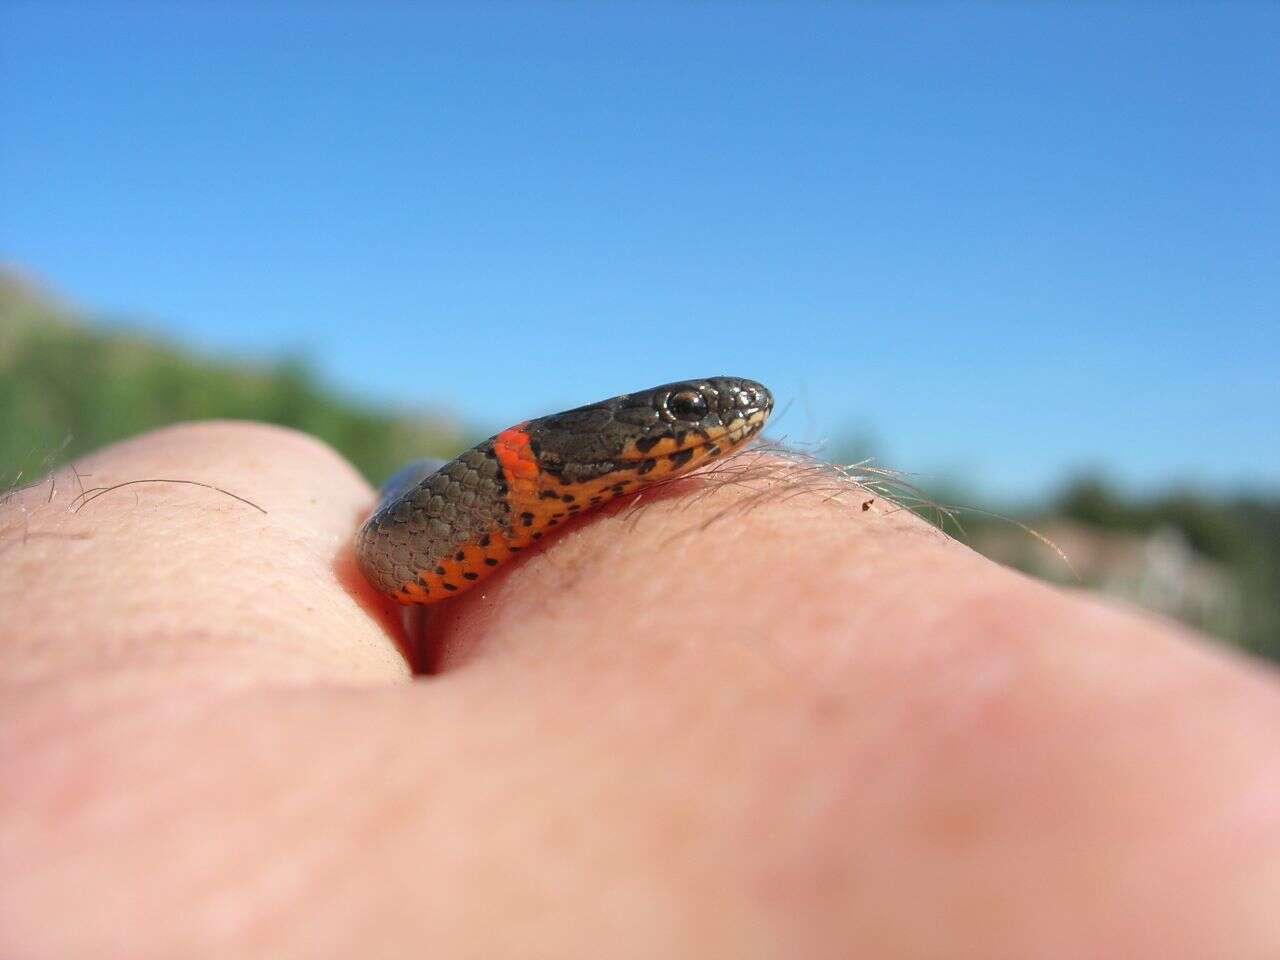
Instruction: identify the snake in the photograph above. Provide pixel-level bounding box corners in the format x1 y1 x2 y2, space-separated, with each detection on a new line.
355 376 773 604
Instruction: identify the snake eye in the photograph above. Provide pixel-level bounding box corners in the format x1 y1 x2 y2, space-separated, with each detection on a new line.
668 389 708 421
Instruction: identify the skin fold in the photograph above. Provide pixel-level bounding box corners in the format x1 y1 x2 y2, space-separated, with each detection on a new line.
2 421 1279 958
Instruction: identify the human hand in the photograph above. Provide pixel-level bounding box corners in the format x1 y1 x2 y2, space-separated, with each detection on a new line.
3 422 1278 957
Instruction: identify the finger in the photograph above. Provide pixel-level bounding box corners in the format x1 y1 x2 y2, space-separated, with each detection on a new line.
0 421 409 689
428 449 1280 952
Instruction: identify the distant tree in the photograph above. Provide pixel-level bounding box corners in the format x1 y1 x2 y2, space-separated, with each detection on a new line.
0 272 464 487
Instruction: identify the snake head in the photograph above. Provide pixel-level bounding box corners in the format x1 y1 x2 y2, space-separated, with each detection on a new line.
526 376 773 485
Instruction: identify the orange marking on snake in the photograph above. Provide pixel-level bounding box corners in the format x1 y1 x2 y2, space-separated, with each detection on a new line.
494 425 540 483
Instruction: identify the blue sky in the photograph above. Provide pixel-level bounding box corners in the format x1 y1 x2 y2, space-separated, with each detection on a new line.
2 2 1277 500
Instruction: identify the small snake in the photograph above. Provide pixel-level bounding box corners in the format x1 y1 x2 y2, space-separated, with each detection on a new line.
356 377 773 604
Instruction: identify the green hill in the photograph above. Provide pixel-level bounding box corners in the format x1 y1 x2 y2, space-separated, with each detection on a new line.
0 269 466 487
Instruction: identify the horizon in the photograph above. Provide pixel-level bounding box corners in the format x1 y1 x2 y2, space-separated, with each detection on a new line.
3 2 1277 500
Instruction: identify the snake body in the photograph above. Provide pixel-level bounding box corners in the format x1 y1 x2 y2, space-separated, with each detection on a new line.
356 377 773 604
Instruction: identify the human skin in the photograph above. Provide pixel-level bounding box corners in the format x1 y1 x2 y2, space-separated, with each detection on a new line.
2 422 1279 958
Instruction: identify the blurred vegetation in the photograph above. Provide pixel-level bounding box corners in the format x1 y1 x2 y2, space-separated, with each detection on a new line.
0 269 466 488
1047 478 1280 661
970 478 1278 662
4 269 1276 662
828 454 1280 664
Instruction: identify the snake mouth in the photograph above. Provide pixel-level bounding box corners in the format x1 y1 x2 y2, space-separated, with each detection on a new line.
615 406 771 476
